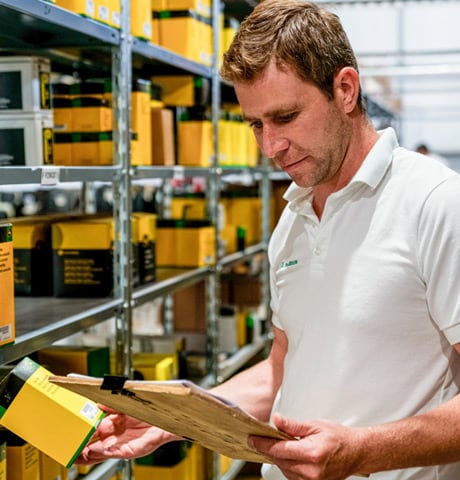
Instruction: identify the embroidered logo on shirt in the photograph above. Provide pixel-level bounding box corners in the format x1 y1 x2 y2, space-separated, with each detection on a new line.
280 260 298 269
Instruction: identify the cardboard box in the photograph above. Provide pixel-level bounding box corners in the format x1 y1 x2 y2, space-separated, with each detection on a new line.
52 217 114 297
0 224 15 347
131 80 152 166
71 97 112 132
156 220 215 267
0 357 104 468
151 75 209 107
40 452 62 480
131 0 151 40
4 433 39 480
173 282 206 332
155 10 212 66
0 56 51 112
0 111 53 166
177 120 213 167
151 108 175 166
55 0 96 18
12 219 53 296
37 345 111 377
71 131 113 166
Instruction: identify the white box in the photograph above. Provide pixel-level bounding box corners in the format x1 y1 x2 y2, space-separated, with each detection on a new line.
0 112 54 166
0 56 51 112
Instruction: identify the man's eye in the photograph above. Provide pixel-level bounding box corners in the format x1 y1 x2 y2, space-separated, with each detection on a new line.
250 121 263 130
277 113 296 123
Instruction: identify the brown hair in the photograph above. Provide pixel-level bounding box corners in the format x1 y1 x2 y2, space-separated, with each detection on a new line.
220 0 363 110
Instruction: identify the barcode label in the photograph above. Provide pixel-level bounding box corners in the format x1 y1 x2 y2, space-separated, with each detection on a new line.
0 325 12 341
80 401 100 421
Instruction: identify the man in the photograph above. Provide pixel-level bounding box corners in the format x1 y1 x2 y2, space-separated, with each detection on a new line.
78 1 460 479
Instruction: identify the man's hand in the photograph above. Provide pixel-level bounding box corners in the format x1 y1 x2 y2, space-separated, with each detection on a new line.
77 406 181 465
249 413 366 480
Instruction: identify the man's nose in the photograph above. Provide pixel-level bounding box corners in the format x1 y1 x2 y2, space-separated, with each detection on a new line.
260 127 289 159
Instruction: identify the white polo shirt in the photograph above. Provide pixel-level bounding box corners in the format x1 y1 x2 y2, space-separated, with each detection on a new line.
263 128 460 480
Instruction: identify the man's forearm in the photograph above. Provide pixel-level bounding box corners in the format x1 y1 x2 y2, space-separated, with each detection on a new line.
354 395 460 474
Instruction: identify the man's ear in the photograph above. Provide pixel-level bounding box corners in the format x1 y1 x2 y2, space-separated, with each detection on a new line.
334 67 360 113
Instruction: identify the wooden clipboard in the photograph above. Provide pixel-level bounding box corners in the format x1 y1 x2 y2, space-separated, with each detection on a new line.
49 375 292 464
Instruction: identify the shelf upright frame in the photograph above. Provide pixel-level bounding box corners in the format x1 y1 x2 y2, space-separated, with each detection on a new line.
112 0 133 380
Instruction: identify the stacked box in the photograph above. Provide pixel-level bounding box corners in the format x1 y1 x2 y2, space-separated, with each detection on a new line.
0 56 53 166
55 0 96 18
0 224 15 347
131 79 152 166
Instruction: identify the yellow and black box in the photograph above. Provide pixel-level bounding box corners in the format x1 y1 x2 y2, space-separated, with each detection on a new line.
0 224 14 348
151 75 209 107
0 357 104 468
70 131 113 166
132 212 156 285
12 219 53 296
0 56 51 112
156 219 215 267
52 216 114 297
36 345 111 377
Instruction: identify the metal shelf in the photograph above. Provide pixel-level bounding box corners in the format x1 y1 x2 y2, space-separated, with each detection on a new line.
132 38 213 78
134 166 214 181
0 296 122 365
0 0 119 49
219 244 266 269
84 459 127 480
0 166 120 186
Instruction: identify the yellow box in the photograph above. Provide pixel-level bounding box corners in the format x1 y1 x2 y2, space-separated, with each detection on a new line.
51 217 114 297
151 0 168 9
55 0 96 17
131 80 152 166
12 219 53 296
0 357 104 468
53 97 73 132
61 464 78 480
155 10 211 65
132 212 156 285
132 353 177 380
167 0 211 17
134 454 188 480
71 132 113 166
40 452 62 480
131 0 152 40
37 345 111 377
151 75 193 106
156 220 215 267
170 196 207 219
177 120 213 166
0 224 15 347
5 435 39 480
95 0 111 25
71 98 112 132
222 196 263 246
53 132 73 165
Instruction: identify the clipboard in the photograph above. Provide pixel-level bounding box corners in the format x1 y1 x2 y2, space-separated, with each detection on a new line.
49 375 292 464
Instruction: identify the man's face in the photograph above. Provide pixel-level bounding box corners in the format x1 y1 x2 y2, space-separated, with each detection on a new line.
234 62 353 190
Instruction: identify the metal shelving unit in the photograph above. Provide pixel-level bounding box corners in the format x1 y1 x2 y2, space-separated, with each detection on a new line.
0 2 272 479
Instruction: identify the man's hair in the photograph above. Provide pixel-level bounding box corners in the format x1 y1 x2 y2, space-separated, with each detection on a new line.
220 0 364 110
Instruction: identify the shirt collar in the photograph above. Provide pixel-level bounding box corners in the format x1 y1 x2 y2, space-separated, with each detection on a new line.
283 127 399 204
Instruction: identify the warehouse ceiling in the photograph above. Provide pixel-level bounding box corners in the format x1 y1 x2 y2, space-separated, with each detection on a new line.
223 0 460 160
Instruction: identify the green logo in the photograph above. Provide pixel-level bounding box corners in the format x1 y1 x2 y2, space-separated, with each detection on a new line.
280 260 298 269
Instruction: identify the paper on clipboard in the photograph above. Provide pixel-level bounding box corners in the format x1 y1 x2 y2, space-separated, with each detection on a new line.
49 374 293 464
